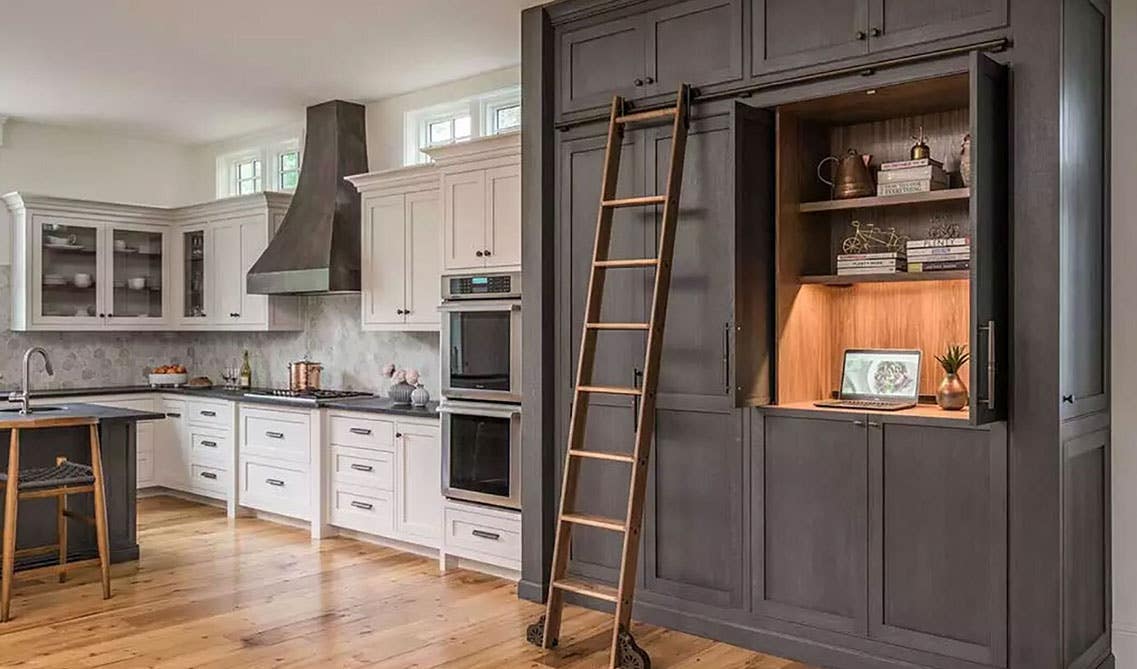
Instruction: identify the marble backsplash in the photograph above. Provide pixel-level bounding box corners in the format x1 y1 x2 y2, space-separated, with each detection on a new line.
0 267 441 397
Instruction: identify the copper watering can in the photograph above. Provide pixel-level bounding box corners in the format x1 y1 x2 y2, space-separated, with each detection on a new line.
818 149 875 200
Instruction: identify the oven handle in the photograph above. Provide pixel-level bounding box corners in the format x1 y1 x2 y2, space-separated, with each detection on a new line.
439 403 521 420
438 301 520 313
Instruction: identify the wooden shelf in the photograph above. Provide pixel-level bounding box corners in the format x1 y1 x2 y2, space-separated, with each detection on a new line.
799 188 970 213
800 270 970 285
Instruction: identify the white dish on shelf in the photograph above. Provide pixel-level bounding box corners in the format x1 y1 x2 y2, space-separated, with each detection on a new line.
127 277 147 290
44 242 86 251
148 372 188 387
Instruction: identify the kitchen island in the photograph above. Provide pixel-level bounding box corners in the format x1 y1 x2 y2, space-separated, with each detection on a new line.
0 403 164 572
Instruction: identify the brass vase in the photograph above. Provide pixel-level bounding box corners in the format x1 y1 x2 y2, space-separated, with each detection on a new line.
936 373 969 411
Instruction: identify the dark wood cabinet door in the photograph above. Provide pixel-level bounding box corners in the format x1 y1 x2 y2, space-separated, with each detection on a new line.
754 412 868 634
646 0 743 95
868 0 1008 52
642 407 745 609
645 108 736 407
558 16 647 114
969 51 1009 424
751 0 869 76
1059 0 1108 419
868 421 1007 666
556 123 647 583
1062 423 1110 667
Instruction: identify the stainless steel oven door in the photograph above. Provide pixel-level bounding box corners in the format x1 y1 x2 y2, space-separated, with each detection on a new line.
441 400 522 510
440 299 521 403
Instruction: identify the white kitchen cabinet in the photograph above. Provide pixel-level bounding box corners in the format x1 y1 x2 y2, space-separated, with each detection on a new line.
424 132 521 274
347 165 442 332
4 191 301 332
238 405 315 522
395 418 442 544
158 397 190 491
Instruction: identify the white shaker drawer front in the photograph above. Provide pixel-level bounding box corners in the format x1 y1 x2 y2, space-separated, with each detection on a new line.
444 503 521 564
190 464 228 497
332 446 394 492
187 400 230 429
241 460 309 520
241 410 310 464
330 486 395 536
137 454 154 485
189 431 229 466
328 414 395 451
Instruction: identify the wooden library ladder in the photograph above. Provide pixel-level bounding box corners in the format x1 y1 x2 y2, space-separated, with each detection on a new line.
526 84 691 669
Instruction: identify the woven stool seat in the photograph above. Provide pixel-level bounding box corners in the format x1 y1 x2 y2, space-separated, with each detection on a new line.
0 461 94 490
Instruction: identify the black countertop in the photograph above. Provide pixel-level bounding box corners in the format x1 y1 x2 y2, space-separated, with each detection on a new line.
0 402 166 425
3 386 439 418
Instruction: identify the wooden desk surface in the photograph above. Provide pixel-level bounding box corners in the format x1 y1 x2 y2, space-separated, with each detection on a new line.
762 400 972 422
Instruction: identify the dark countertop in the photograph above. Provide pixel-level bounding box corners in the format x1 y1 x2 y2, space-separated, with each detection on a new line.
4 386 439 418
0 402 166 426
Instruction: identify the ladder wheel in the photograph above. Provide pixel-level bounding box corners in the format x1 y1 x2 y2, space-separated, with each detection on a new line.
617 627 651 669
526 615 557 648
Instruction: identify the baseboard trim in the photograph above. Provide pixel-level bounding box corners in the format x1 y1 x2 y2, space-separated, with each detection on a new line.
518 578 546 603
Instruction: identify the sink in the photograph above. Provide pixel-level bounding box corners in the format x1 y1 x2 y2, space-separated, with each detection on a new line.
0 406 64 414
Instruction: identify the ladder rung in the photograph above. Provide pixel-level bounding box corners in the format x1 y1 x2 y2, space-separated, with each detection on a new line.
552 576 619 603
594 258 659 268
616 108 679 124
562 513 627 532
602 195 666 208
585 322 649 331
577 385 642 396
568 450 636 463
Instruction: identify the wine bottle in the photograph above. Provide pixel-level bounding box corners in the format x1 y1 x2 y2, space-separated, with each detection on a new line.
239 350 252 389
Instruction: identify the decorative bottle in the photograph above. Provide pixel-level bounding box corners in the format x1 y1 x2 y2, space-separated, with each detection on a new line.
239 350 252 389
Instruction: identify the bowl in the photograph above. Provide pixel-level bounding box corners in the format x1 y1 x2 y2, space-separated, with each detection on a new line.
45 235 71 246
148 372 188 387
127 277 147 290
73 273 92 288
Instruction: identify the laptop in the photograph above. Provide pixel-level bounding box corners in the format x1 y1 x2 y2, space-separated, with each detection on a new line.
814 349 922 411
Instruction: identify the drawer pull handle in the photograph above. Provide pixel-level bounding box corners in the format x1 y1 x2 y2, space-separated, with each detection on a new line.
200 472 218 480
472 530 501 542
350 463 374 472
166 412 181 418
265 431 285 439
266 478 285 487
200 440 218 448
349 427 372 436
200 410 217 417
350 501 373 511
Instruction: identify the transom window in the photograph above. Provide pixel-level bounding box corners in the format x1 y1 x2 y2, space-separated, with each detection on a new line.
427 114 473 147
405 86 521 165
489 103 521 134
278 150 300 191
232 157 263 195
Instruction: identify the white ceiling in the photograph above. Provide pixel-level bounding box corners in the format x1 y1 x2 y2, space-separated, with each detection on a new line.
0 0 544 144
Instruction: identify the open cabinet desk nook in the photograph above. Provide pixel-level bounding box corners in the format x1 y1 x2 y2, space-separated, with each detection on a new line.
522 1 1110 669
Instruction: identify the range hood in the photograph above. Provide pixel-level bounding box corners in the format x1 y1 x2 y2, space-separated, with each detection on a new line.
247 100 368 295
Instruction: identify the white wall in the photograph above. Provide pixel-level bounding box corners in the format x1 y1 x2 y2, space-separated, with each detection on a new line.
0 119 197 264
1114 1 1136 664
186 120 305 202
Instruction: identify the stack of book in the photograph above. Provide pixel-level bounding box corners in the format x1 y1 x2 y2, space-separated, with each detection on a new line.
877 158 948 197
907 238 970 272
836 250 906 276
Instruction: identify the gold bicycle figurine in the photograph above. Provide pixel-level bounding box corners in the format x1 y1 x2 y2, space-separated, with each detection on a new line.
841 220 908 254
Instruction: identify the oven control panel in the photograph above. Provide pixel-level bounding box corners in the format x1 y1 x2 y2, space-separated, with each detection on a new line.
443 271 521 300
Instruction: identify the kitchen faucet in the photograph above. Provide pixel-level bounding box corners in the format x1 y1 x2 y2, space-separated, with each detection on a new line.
8 347 53 414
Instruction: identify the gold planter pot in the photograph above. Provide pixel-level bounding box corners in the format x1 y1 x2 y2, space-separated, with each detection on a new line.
936 373 969 411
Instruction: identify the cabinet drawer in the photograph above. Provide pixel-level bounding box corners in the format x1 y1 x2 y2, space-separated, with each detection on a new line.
332 445 394 492
330 486 395 536
241 460 309 520
187 400 230 429
189 431 229 466
444 502 521 564
328 414 394 451
241 409 310 464
190 464 227 498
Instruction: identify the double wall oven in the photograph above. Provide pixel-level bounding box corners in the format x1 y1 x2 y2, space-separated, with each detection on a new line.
440 272 522 510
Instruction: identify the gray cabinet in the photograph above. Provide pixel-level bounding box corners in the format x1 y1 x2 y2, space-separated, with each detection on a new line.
751 0 869 75
868 0 1008 52
557 0 743 115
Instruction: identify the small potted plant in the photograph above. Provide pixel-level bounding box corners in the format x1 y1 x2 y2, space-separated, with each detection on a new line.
934 344 970 411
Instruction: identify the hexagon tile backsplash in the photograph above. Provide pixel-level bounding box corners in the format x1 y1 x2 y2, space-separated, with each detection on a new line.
0 268 441 396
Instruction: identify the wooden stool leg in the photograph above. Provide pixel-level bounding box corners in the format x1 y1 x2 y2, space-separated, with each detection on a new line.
57 457 68 584
2 429 21 622
88 425 110 600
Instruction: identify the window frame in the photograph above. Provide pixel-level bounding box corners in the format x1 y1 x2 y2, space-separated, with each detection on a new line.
404 86 521 166
215 133 304 198
231 154 263 196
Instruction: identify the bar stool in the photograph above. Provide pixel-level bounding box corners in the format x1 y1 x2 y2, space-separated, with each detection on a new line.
0 416 111 622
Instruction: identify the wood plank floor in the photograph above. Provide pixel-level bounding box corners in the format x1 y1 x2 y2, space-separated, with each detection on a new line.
0 496 811 668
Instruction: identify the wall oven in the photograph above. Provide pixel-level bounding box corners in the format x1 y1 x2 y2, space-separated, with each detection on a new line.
441 400 521 509
440 271 521 403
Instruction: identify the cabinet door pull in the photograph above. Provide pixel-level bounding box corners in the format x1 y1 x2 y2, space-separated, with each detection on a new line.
855 30 866 40
349 427 372 436
722 322 731 394
634 78 644 87
853 420 866 427
265 431 284 439
644 76 655 85
978 320 996 410
870 27 882 37
350 463 374 472
395 432 403 439
350 500 373 511
472 529 501 541
200 410 216 417
200 471 218 480
1062 395 1075 405
166 412 181 418
266 478 285 487
476 250 484 257
200 440 218 448
867 421 881 428
483 249 492 257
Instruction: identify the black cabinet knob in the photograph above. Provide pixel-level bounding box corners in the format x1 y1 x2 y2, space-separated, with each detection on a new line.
855 30 866 40
634 78 644 87
396 308 405 315
870 27 882 37
475 250 484 257
98 313 105 318
395 432 403 439
483 249 492 257
1062 395 1075 404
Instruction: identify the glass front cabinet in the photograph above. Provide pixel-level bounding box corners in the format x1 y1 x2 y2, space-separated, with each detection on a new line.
30 215 170 330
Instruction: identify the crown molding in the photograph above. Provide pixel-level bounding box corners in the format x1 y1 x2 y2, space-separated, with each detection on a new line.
421 131 520 168
345 163 439 194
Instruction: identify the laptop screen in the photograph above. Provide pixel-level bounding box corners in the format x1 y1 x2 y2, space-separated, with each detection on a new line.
840 349 922 401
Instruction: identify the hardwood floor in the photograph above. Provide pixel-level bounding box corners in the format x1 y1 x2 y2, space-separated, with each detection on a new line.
0 496 809 668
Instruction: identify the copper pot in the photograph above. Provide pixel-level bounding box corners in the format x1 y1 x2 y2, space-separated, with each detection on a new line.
818 149 875 200
288 360 323 391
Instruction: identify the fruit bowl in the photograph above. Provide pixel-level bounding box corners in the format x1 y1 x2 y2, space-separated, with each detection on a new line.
149 372 188 387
